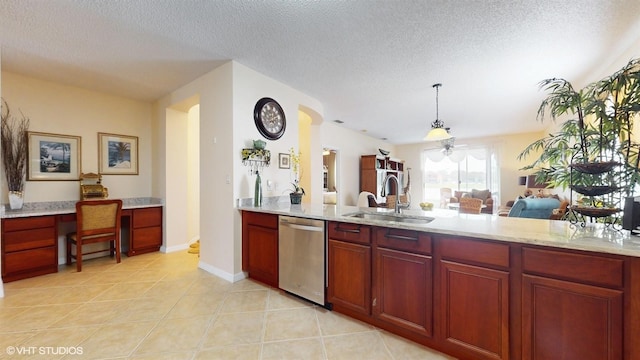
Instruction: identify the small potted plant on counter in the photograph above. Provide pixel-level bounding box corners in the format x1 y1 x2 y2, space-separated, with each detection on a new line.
289 147 304 204
1 98 30 210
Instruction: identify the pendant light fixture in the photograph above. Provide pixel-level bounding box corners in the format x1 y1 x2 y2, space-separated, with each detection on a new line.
424 83 453 141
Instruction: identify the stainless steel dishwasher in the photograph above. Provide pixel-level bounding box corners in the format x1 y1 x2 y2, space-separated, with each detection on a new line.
279 216 326 306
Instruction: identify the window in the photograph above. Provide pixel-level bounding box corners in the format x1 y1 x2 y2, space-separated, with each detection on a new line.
421 146 499 206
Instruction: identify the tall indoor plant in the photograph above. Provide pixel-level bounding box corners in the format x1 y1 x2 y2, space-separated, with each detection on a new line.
518 58 640 211
1 98 30 209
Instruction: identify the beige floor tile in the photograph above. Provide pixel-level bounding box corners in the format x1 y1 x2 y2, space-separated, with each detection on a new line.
0 304 75 332
49 299 130 327
165 292 225 319
220 290 268 313
267 289 313 310
133 316 209 355
44 284 115 304
76 321 156 359
0 331 37 358
15 325 100 359
90 281 156 301
261 338 325 360
142 279 194 298
186 276 233 295
380 330 457 359
229 278 270 292
108 296 179 323
201 312 265 348
127 351 195 360
315 307 374 336
194 344 261 360
323 331 393 360
263 308 321 341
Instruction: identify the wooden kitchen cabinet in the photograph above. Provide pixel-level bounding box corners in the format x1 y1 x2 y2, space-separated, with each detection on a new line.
373 227 433 338
123 206 163 256
327 221 372 316
2 215 58 282
521 247 623 360
360 155 404 203
242 211 279 287
438 236 510 360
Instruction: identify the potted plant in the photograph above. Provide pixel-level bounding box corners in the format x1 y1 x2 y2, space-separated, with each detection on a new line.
289 147 305 204
1 98 30 210
518 58 640 217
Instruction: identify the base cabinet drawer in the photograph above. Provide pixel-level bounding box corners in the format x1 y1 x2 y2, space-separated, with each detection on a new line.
3 247 58 282
127 207 163 256
2 215 58 283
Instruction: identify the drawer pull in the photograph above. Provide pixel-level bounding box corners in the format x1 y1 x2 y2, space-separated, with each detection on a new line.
384 230 417 241
334 225 361 234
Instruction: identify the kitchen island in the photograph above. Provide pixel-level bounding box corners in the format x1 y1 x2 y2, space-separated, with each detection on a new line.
240 203 640 360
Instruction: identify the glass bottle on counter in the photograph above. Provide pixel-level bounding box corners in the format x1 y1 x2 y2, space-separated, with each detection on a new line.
254 170 262 207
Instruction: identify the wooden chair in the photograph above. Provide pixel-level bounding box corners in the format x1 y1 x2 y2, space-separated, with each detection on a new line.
459 197 483 214
66 199 123 271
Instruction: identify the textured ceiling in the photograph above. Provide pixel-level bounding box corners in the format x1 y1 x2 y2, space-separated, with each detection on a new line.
1 0 640 144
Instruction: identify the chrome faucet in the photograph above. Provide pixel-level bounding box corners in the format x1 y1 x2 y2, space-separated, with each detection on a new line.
381 174 410 214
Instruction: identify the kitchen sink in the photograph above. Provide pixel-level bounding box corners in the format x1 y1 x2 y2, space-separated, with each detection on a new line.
344 212 435 224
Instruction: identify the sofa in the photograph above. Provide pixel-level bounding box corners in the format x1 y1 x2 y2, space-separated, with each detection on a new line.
507 198 561 219
450 189 494 214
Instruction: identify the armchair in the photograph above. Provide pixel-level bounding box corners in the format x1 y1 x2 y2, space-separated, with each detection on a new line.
450 189 494 214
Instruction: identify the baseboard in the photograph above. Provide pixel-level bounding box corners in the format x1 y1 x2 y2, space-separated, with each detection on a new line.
198 260 246 283
163 243 189 253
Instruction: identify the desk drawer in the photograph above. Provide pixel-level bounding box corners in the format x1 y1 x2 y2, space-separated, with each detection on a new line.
132 227 162 249
2 216 55 232
4 247 57 274
133 207 162 228
3 227 57 252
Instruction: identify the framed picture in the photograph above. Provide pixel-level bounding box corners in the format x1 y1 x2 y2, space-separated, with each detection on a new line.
279 153 290 169
98 133 139 175
27 131 82 181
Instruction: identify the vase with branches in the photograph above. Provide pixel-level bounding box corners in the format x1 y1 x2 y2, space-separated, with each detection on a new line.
1 98 30 209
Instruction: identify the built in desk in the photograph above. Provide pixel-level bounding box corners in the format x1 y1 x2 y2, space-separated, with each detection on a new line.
1 198 163 282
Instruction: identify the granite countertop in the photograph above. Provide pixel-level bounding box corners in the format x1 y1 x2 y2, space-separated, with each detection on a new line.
238 202 640 258
1 197 164 219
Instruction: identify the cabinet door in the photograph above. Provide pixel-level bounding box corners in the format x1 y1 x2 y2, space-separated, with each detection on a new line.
522 274 622 360
440 260 510 360
327 239 371 315
374 247 432 337
246 224 279 287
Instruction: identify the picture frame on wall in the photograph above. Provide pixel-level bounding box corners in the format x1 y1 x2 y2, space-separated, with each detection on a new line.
27 131 82 181
98 133 139 175
279 153 290 169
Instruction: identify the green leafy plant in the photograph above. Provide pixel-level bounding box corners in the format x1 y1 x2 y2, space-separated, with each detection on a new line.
518 58 640 209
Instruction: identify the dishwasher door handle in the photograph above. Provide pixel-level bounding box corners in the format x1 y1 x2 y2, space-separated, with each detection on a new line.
280 222 324 232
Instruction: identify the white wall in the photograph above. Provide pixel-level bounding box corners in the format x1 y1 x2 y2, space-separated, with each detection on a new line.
187 105 200 245
320 121 396 206
0 72 153 202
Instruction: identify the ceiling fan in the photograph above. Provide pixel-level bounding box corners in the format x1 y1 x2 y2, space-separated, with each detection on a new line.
424 129 467 161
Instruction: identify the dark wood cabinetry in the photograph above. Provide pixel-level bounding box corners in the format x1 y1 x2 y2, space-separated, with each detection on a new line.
373 227 433 338
123 207 163 256
2 215 58 282
327 221 372 316
439 237 510 360
242 211 279 287
521 247 623 360
360 155 404 203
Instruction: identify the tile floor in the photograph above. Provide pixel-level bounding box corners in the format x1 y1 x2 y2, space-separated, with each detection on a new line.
0 251 455 359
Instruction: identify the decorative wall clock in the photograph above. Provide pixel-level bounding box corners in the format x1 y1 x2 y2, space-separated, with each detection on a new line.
254 97 286 140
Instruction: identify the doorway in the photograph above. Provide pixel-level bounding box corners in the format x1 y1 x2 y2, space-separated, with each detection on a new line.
322 148 339 205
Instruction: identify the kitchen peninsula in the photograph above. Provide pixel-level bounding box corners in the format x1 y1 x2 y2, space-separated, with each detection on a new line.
240 202 640 360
